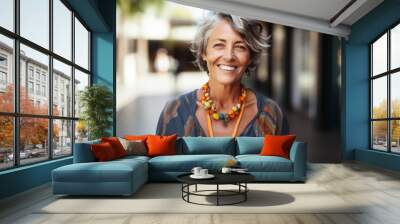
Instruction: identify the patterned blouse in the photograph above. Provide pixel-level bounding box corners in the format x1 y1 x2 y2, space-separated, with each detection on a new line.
156 89 289 137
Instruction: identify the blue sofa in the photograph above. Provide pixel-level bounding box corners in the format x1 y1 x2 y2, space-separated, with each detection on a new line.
52 137 307 196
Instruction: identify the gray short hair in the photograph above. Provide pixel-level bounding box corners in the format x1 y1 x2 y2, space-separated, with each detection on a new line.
190 13 270 75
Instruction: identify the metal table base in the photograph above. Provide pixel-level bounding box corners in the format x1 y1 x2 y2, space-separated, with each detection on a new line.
181 183 249 206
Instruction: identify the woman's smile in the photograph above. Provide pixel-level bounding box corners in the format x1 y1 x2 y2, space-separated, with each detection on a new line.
217 64 237 72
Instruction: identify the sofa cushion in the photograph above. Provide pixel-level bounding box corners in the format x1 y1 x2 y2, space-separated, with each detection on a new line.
124 134 154 150
260 135 296 159
53 158 147 183
236 155 293 172
236 137 263 155
118 138 147 156
178 137 235 155
101 137 127 158
117 155 150 162
91 142 118 161
148 154 235 172
147 134 177 157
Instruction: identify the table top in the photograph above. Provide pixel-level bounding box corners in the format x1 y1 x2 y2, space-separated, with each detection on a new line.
177 172 255 185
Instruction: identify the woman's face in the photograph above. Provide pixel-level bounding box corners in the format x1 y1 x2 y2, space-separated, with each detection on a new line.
202 19 250 85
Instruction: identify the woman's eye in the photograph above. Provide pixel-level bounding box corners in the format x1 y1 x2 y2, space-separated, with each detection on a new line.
236 45 247 50
213 43 224 48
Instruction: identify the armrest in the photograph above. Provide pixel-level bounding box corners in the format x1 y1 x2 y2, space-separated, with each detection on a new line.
73 140 100 163
289 141 307 181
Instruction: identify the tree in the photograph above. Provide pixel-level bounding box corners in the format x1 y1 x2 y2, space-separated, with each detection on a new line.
0 85 13 149
372 100 387 139
79 84 113 140
372 99 400 143
392 99 400 143
76 119 88 142
0 84 59 151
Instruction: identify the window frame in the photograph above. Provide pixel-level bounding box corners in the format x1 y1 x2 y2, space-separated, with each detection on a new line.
0 0 92 171
370 20 400 154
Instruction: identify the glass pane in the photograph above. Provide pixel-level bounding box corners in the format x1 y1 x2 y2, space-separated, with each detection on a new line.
53 0 72 60
0 0 14 31
372 121 388 151
74 17 89 70
20 117 49 165
391 120 400 153
0 116 13 170
391 24 400 70
53 59 72 117
20 0 49 49
53 119 72 158
0 34 14 112
372 76 387 119
20 44 49 115
75 120 88 143
74 69 89 118
391 72 400 118
372 33 387 76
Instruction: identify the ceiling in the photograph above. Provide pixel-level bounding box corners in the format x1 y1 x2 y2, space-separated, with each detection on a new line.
168 0 384 38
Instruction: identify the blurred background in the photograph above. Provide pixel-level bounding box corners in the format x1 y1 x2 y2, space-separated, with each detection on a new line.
116 0 342 163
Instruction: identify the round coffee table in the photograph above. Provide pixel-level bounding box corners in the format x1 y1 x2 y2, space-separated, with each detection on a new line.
177 173 255 206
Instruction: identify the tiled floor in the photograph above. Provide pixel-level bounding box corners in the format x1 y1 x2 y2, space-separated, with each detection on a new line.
1 162 400 224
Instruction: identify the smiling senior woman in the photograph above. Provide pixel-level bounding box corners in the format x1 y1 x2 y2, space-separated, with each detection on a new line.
156 13 288 137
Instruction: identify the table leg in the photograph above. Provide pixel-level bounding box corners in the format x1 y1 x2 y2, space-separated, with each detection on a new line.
217 184 219 206
245 183 247 201
195 184 197 192
181 184 183 199
187 184 190 202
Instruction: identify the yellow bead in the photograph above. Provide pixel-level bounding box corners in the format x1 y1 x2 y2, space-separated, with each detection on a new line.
212 113 219 120
232 106 238 112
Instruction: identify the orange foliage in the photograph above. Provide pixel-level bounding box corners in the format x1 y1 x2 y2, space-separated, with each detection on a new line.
0 84 60 150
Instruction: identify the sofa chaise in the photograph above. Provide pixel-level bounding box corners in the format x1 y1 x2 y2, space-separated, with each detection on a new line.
52 137 307 196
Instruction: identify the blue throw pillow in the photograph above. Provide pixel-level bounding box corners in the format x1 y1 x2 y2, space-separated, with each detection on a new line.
236 137 264 155
178 137 235 155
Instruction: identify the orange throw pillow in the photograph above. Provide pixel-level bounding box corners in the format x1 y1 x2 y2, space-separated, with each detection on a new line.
91 142 117 161
260 135 296 159
101 137 127 158
146 134 177 157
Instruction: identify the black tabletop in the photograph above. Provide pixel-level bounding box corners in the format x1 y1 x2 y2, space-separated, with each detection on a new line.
177 172 255 185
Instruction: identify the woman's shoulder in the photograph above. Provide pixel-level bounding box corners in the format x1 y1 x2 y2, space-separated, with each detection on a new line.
161 90 198 114
252 90 284 118
245 89 288 136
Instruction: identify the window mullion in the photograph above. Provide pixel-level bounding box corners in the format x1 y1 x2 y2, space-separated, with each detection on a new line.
388 30 391 152
370 45 373 149
71 11 76 156
49 0 54 160
13 0 20 167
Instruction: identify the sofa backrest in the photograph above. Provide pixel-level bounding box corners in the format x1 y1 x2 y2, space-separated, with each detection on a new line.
74 137 267 161
177 137 236 155
73 139 100 163
235 137 264 155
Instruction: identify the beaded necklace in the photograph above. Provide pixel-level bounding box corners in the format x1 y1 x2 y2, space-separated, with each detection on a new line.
199 82 247 137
